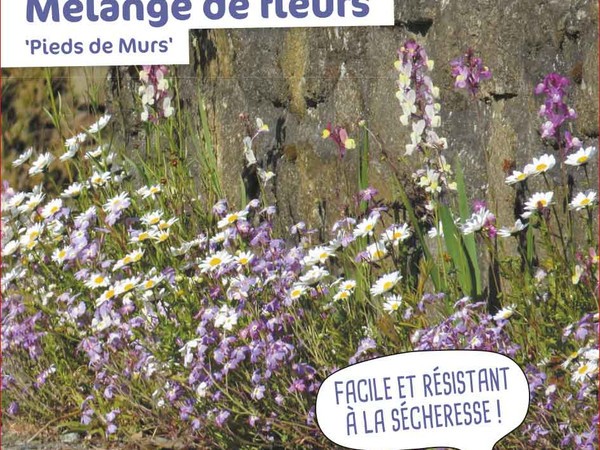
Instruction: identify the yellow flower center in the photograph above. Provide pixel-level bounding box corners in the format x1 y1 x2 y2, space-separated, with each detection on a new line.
577 156 588 164
581 198 590 206
291 289 302 298
94 276 105 284
105 289 115 299
145 280 155 289
123 283 135 292
517 173 526 181
383 281 394 291
577 364 589 375
365 224 373 232
209 257 222 267
373 250 386 260
239 257 249 265
228 214 239 223
391 303 399 310
535 163 547 172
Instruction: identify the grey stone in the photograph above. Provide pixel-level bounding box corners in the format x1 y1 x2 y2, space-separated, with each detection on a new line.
106 0 598 237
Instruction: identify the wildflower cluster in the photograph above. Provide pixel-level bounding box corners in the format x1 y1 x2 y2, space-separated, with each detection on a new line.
394 39 455 219
2 43 598 450
535 73 577 146
139 65 174 122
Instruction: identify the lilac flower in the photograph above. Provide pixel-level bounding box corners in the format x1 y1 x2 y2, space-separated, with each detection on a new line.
348 337 378 365
215 410 231 427
7 401 19 415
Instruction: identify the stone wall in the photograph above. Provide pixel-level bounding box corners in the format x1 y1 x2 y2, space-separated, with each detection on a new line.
109 0 597 234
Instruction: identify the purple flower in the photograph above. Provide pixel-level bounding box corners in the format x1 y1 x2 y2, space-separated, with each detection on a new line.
535 72 577 146
450 48 492 96
215 410 230 427
7 401 19 415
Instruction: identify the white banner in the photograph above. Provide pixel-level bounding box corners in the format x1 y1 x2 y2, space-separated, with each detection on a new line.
1 0 395 67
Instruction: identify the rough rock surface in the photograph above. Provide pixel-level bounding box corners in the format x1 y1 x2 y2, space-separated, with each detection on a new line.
106 0 598 236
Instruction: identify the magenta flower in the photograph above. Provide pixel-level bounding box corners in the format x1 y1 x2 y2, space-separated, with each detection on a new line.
450 48 492 96
535 72 577 145
322 123 356 158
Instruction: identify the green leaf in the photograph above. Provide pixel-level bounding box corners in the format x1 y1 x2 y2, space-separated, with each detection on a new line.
394 182 443 291
455 160 482 295
439 205 473 296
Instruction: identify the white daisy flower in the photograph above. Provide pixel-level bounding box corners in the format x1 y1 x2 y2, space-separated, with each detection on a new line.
339 279 356 292
366 242 388 262
303 245 335 266
17 192 45 214
569 191 597 211
28 152 55 176
299 266 329 285
12 147 33 167
129 229 158 244
493 304 516 321
383 294 403 314
41 199 63 219
137 184 162 199
2 240 20 257
61 182 84 198
90 171 111 188
141 275 164 291
60 146 79 162
505 170 529 185
370 271 401 296
288 284 307 300
382 224 411 245
497 219 528 238
6 192 26 209
95 286 118 307
115 276 141 295
523 154 555 175
565 146 596 166
87 114 111 133
200 250 234 273
85 145 104 159
103 192 130 213
522 192 554 219
571 361 598 383
158 217 178 230
141 210 164 226
154 229 170 243
333 289 352 301
217 209 248 229
353 215 379 238
461 208 494 235
85 273 111 289
236 251 254 266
